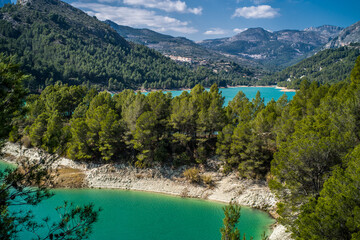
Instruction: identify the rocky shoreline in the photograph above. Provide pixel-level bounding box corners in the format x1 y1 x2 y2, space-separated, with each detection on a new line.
1 142 291 240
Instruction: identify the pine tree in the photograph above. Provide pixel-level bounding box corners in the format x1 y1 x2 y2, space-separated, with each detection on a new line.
220 203 241 240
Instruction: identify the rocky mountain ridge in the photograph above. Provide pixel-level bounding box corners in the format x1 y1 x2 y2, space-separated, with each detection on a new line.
325 21 360 48
199 26 343 69
106 21 353 71
105 20 258 68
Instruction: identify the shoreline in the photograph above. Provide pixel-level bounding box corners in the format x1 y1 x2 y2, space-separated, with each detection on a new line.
107 85 297 95
1 142 292 240
274 86 297 92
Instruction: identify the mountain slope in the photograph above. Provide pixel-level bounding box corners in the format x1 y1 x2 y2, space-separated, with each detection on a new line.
0 0 234 91
199 26 342 70
304 25 343 39
105 20 218 59
105 20 262 72
325 21 360 48
268 44 360 88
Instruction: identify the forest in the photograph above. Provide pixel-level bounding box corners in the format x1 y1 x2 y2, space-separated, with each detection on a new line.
3 54 360 239
271 44 360 89
0 0 255 93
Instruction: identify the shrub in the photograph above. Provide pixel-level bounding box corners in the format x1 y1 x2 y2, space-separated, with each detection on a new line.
21 135 32 148
183 167 200 183
202 174 214 186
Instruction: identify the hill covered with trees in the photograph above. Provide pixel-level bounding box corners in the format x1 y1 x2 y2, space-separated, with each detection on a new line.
0 0 254 92
268 44 360 88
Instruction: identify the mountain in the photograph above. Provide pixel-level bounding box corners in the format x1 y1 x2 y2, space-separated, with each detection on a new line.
105 20 217 60
105 20 260 72
267 44 360 88
325 21 360 48
304 25 343 40
199 26 342 70
0 0 241 91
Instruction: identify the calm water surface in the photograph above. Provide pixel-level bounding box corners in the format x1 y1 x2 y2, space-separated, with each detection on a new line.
0 161 275 240
146 86 295 106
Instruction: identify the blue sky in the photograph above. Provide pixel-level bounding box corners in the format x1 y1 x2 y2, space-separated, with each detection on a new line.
63 0 360 41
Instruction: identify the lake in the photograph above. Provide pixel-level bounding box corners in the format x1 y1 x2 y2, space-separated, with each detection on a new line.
0 161 275 240
144 86 296 106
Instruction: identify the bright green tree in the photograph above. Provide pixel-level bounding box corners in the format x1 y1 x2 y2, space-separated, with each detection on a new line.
220 203 254 240
67 118 92 161
29 112 49 147
293 145 360 240
220 203 241 240
42 110 63 153
0 55 27 142
0 55 100 239
132 111 159 167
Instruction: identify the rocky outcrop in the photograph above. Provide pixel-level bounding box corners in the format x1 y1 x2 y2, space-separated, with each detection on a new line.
269 224 292 240
325 21 360 48
304 25 343 40
2 142 277 210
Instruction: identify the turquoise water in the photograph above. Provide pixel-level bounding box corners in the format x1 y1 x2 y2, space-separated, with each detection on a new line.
0 161 275 240
145 87 296 106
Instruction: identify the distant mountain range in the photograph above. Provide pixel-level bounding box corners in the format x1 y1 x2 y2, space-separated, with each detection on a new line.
198 26 343 69
304 25 344 39
106 21 358 71
267 21 360 88
105 20 218 60
105 20 258 70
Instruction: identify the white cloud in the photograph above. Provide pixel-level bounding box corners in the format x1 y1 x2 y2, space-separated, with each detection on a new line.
123 0 203 15
71 2 198 33
232 5 279 19
204 28 227 35
233 28 248 33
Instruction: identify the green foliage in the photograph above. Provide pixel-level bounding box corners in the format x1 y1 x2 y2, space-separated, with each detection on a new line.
271 45 360 88
132 111 159 166
0 0 252 92
220 203 241 240
270 56 360 229
293 145 360 240
0 68 100 239
220 203 254 240
67 118 92 161
42 110 63 153
29 112 49 147
19 82 229 164
0 54 27 141
216 90 283 178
